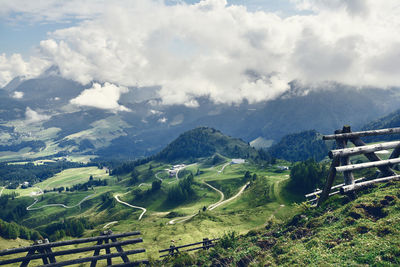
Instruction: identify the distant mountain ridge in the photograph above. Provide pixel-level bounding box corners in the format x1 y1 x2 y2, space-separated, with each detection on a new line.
1 73 400 161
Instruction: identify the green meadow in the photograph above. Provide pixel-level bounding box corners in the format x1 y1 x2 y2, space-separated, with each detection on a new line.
0 159 300 261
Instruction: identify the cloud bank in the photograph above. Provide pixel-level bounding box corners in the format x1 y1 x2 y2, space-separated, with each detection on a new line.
70 82 130 112
2 0 400 105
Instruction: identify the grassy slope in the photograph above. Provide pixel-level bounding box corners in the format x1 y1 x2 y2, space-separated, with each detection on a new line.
0 161 299 263
163 180 400 266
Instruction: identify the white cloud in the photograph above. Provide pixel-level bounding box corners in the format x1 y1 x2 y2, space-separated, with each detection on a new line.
70 82 130 112
0 53 50 87
25 107 50 123
2 0 400 105
12 91 24 99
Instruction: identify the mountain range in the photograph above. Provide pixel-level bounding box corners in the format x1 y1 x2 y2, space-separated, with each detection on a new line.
1 70 400 161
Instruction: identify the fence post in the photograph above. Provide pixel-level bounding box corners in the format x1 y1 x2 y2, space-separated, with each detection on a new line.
339 126 355 186
169 245 175 256
202 238 209 250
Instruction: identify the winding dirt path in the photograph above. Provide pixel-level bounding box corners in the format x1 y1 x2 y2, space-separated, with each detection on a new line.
168 181 249 224
203 182 224 210
208 182 250 211
114 194 147 220
155 172 164 181
103 221 118 229
218 162 231 173
27 192 95 211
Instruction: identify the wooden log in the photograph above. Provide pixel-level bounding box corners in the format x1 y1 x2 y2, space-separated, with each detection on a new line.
329 141 400 159
159 238 219 252
336 158 400 172
338 126 354 185
341 174 400 193
305 177 366 198
307 191 340 203
40 249 146 267
317 155 340 206
111 237 130 263
110 261 150 267
0 231 141 256
0 239 143 265
323 127 400 140
350 137 396 177
160 244 216 258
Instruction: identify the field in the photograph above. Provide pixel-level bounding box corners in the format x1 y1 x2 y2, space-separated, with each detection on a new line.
0 159 301 262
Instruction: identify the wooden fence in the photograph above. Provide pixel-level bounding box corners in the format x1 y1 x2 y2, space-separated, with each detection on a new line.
305 126 400 206
0 230 148 266
159 238 219 258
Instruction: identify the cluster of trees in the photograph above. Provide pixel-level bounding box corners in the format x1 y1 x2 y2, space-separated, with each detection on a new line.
0 194 28 222
68 178 108 192
288 159 328 193
131 180 162 201
167 174 195 203
0 161 88 188
110 157 151 176
99 192 116 210
0 218 41 240
42 218 93 241
268 130 330 162
243 171 258 182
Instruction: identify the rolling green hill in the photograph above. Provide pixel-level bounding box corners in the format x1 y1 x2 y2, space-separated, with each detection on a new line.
154 127 262 162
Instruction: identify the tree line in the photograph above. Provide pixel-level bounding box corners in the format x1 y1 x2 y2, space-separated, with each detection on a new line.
0 161 93 188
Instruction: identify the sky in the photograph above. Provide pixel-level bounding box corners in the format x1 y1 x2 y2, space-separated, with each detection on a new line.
1 0 400 110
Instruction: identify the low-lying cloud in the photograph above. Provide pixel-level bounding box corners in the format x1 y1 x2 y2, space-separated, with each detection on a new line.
25 107 51 123
2 0 400 105
70 82 130 112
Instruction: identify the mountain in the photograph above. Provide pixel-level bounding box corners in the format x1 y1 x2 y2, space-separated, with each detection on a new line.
268 130 332 162
1 73 400 161
361 108 400 142
154 127 260 162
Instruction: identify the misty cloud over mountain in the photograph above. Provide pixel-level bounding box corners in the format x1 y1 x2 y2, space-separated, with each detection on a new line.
1 0 400 107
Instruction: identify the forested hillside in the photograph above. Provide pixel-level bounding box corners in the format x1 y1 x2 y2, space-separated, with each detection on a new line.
268 130 331 162
154 127 263 162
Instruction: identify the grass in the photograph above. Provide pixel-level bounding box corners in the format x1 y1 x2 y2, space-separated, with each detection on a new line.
36 167 109 190
0 160 300 261
162 180 400 266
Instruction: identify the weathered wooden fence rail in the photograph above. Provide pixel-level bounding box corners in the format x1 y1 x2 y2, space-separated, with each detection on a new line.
159 238 219 258
305 126 400 206
0 230 148 266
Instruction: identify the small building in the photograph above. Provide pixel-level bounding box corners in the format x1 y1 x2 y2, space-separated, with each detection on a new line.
277 166 289 171
231 159 245 164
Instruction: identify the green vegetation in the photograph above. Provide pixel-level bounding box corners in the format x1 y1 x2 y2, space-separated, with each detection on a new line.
288 159 328 194
167 174 195 203
0 161 89 188
154 127 261 162
163 180 400 266
268 130 331 162
0 218 41 240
